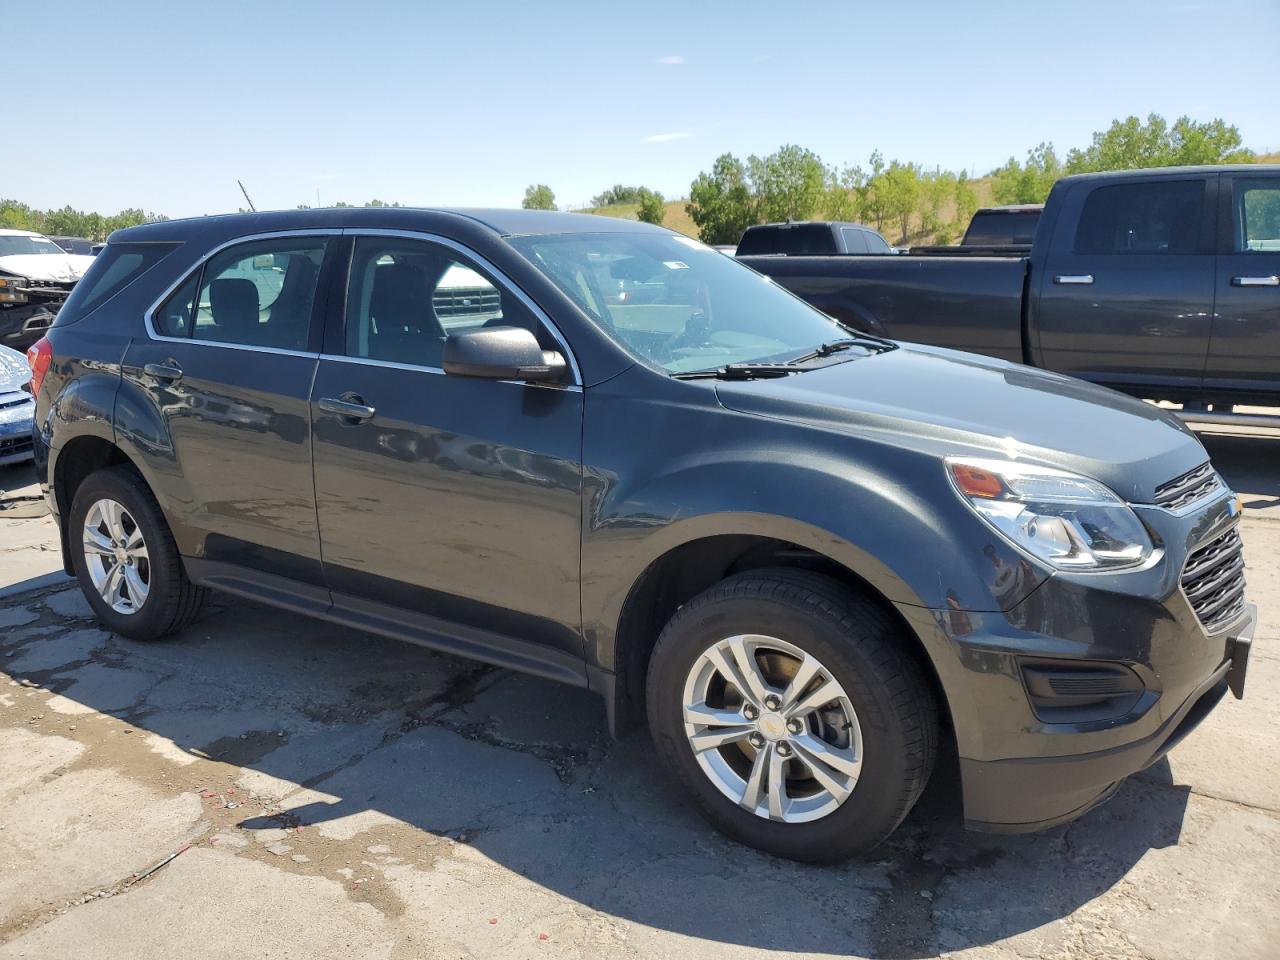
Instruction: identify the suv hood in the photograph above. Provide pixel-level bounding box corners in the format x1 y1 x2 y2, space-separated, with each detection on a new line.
714 343 1206 503
0 253 94 282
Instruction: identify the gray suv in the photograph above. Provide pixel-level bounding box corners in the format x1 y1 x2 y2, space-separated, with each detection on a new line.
28 207 1254 861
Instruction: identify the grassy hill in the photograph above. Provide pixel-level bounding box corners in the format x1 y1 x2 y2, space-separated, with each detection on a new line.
573 199 699 237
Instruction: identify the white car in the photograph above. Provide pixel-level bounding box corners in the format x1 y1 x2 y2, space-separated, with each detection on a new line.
0 228 95 352
0 344 35 465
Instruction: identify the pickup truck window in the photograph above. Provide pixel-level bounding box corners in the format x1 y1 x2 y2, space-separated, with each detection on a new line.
840 228 869 254
1237 181 1280 252
509 232 853 374
1075 180 1203 255
864 231 891 254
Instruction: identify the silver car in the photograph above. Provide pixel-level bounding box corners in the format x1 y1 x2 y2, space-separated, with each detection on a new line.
0 345 35 465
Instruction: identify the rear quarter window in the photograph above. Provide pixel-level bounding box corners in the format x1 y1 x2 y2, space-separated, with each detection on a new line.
53 242 181 326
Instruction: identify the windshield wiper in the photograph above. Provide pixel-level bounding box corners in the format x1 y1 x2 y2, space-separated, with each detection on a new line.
787 336 896 364
671 362 804 381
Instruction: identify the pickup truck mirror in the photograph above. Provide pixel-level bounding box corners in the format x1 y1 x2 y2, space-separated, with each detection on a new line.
442 326 567 383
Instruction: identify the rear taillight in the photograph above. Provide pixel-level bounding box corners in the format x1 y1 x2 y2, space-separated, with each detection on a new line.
26 337 52 397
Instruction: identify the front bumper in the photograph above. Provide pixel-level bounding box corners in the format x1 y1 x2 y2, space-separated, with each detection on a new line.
0 396 36 465
0 302 59 352
961 604 1253 832
896 488 1254 833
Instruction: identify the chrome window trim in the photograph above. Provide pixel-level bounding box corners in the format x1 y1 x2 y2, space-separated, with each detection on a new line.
340 228 582 386
142 229 342 353
314 351 582 393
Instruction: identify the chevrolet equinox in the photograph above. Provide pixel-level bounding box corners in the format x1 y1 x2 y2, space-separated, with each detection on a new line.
28 208 1255 861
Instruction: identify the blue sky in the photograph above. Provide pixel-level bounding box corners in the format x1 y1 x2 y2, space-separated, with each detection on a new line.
11 0 1278 217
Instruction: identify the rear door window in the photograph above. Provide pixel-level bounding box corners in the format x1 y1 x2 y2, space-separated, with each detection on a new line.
1235 180 1280 252
189 238 329 350
1074 180 1205 254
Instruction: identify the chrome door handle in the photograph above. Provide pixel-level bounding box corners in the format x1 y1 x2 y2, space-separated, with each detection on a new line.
318 396 376 422
143 361 183 383
1053 274 1094 285
1231 275 1280 287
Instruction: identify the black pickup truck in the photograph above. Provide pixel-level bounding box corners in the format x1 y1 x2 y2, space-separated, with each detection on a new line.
741 166 1280 408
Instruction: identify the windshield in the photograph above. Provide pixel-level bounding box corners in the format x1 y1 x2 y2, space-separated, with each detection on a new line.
0 235 65 257
507 232 856 374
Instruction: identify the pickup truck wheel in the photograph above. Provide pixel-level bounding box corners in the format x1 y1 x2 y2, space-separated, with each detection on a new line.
69 466 207 642
646 569 937 862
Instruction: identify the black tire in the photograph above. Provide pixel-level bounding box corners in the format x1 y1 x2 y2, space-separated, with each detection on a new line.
68 465 208 641
646 569 938 862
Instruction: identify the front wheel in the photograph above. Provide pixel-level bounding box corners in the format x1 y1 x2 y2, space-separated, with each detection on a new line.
69 466 207 641
646 570 938 862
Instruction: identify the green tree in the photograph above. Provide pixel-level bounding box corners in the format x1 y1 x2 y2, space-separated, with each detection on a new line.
686 153 757 244
991 142 1062 204
636 188 666 225
522 184 557 210
917 169 955 241
859 151 889 233
879 161 922 244
747 144 827 222
953 170 979 237
591 185 644 207
824 163 866 222
1065 114 1252 173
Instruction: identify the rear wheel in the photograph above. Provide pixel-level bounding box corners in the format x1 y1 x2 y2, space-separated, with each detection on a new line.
646 570 937 862
69 466 207 640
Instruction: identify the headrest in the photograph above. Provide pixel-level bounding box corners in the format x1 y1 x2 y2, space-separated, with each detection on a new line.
209 278 260 334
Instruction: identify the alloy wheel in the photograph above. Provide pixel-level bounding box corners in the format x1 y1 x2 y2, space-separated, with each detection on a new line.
681 634 863 823
82 498 150 615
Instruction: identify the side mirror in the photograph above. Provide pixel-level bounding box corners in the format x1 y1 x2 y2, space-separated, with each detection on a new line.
442 326 568 383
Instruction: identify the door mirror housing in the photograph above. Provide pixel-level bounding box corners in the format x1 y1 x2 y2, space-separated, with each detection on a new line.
442 326 568 383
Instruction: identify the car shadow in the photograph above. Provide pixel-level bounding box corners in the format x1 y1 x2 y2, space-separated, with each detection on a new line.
0 588 1195 957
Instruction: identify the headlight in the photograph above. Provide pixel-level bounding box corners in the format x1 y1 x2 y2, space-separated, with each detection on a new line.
946 458 1154 570
0 276 30 304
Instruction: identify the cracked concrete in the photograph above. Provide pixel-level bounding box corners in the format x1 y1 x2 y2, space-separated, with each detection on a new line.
0 431 1277 960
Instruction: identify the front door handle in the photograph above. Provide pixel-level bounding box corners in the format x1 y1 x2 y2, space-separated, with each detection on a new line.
1053 274 1094 285
318 395 376 422
143 361 183 383
1231 275 1280 287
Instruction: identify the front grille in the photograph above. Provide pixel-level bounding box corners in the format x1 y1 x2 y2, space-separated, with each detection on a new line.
22 278 76 291
1181 527 1247 633
1155 462 1221 511
0 435 33 458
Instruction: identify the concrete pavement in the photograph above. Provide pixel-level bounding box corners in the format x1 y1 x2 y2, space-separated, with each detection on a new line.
0 429 1276 960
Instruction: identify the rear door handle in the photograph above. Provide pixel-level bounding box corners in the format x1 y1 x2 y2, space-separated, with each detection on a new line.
318 396 376 422
143 361 183 383
1053 274 1094 285
1231 275 1280 287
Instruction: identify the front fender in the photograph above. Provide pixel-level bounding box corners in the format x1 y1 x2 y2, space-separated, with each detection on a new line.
580 377 1047 674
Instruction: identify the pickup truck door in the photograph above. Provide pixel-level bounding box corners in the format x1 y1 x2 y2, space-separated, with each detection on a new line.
1206 174 1280 398
1033 176 1216 394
